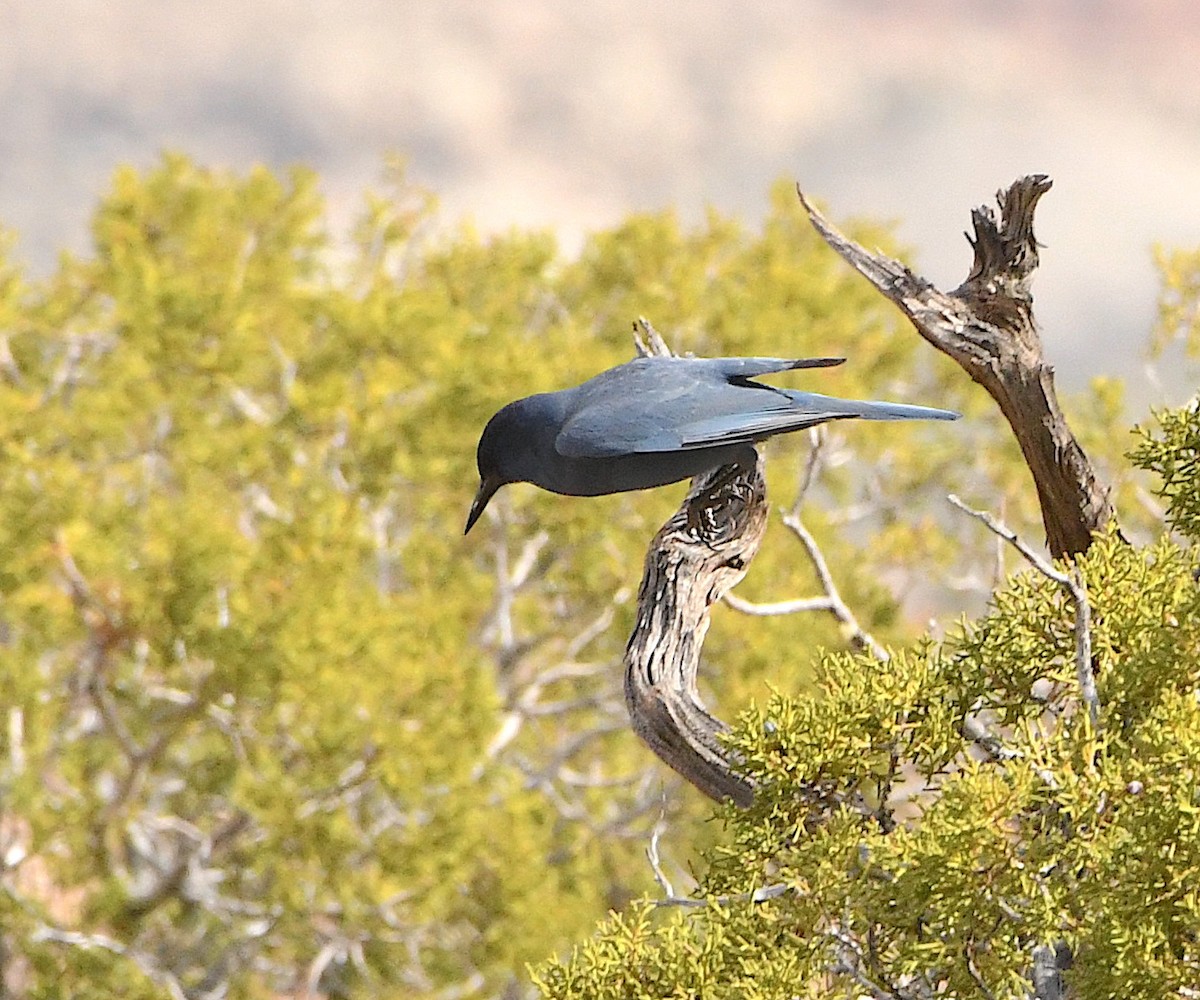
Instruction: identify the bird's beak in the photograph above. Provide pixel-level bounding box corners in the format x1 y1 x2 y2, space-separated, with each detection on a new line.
464 477 502 535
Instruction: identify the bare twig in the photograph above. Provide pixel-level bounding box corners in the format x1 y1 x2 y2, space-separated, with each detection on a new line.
780 514 889 661
789 426 827 515
965 941 999 1000
7 706 24 775
0 333 22 385
962 714 1020 763
645 800 677 899
632 316 674 358
948 494 1099 730
478 589 629 770
24 919 188 1000
724 429 887 657
723 593 833 616
485 527 551 661
651 882 790 910
829 925 904 999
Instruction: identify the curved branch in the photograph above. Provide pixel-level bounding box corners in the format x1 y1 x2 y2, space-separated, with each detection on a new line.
622 453 768 808
797 176 1115 559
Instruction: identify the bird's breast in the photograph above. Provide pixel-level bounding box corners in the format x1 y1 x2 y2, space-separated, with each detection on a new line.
538 444 753 497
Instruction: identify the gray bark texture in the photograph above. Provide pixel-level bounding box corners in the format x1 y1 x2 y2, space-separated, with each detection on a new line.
798 175 1115 560
621 460 766 807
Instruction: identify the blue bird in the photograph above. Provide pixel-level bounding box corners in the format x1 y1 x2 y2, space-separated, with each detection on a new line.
465 355 958 534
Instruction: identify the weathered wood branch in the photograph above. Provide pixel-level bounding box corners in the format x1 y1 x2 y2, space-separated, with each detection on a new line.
622 452 767 808
797 176 1115 559
621 318 765 806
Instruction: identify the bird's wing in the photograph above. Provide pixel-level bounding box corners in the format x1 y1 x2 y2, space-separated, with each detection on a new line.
709 357 844 379
666 397 854 449
668 392 959 449
554 355 958 458
557 389 958 457
555 371 810 457
555 407 682 457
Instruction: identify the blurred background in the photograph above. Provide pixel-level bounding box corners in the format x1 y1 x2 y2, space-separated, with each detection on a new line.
2 0 1198 403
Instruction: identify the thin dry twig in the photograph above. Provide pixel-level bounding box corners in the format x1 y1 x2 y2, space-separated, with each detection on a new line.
948 494 1099 730
780 514 889 661
723 593 833 616
723 429 888 661
645 799 677 900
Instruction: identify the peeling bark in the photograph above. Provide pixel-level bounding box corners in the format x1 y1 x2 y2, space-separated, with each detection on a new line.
622 452 767 807
797 176 1115 559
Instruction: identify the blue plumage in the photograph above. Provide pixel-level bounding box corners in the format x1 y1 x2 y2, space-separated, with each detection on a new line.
465 354 958 534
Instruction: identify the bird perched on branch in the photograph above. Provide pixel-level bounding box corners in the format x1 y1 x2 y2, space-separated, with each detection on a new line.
465 354 958 534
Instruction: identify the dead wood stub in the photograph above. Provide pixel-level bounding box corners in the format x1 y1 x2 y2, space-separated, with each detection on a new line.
798 175 1115 559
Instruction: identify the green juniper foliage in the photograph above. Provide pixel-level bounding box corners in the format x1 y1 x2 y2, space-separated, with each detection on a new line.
536 522 1200 999
1132 403 1200 540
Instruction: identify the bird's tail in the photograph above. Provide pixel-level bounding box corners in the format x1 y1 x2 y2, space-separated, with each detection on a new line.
785 391 960 422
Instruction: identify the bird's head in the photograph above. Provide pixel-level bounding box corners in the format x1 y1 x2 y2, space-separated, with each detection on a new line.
464 397 552 535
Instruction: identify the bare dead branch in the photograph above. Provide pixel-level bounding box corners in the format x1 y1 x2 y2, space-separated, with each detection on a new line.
485 527 551 662
652 881 791 910
23 918 188 1000
722 518 887 660
623 453 767 808
646 802 677 899
724 428 887 659
789 426 827 517
798 177 1115 559
633 316 674 358
723 592 833 616
120 810 252 923
646 810 790 909
948 494 1099 730
782 513 889 661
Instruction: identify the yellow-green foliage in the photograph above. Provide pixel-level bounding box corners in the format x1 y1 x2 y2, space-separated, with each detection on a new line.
537 528 1200 999
1132 403 1200 541
0 154 1172 997
0 157 586 997
1152 244 1200 358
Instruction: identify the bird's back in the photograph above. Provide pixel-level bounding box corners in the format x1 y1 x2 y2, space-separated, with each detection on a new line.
557 355 956 458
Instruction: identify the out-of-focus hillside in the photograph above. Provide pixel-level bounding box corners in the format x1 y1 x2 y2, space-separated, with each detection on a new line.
2 0 1198 402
